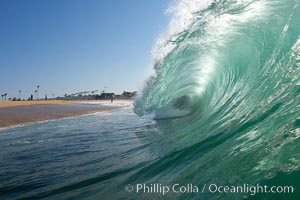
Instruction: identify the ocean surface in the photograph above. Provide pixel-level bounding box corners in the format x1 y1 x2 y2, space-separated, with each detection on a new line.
0 100 299 200
2 0 300 199
0 102 156 199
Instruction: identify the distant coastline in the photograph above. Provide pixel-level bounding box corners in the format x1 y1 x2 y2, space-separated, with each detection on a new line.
1 90 138 102
0 90 137 129
0 100 131 128
56 91 137 101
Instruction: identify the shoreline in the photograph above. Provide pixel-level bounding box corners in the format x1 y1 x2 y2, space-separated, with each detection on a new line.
0 100 131 129
0 113 96 131
0 100 129 108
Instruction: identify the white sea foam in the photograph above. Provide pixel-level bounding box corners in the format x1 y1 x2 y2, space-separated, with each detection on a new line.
153 0 215 62
78 100 133 108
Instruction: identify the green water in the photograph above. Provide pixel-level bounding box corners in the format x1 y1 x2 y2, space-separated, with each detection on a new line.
134 0 300 199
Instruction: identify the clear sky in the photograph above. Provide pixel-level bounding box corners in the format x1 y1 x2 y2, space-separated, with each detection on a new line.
0 0 170 99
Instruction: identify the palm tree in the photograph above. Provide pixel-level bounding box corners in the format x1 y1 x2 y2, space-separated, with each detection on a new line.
4 93 7 101
91 90 98 94
18 90 22 100
37 85 40 100
1 94 3 102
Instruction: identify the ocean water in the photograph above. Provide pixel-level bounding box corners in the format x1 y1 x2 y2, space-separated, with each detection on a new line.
0 102 156 199
133 0 300 199
1 0 300 199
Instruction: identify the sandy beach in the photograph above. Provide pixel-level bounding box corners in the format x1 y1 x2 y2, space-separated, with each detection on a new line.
0 100 122 128
0 100 85 108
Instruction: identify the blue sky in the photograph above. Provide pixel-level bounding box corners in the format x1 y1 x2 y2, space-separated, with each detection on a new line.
0 0 170 99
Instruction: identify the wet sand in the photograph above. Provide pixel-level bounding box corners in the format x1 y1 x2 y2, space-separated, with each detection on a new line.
0 103 116 128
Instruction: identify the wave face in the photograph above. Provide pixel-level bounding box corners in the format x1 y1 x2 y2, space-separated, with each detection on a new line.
134 0 300 198
135 0 300 119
